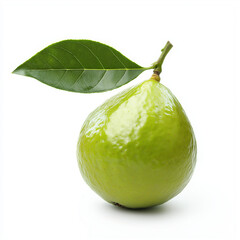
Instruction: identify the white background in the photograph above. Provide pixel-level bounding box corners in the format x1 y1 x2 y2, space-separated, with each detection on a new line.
1 0 240 239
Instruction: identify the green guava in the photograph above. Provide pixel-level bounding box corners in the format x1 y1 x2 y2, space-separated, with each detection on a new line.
77 78 197 209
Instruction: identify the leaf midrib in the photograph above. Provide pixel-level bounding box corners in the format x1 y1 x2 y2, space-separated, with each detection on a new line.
16 68 150 71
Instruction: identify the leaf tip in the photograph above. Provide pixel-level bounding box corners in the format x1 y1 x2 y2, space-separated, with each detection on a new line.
12 67 24 75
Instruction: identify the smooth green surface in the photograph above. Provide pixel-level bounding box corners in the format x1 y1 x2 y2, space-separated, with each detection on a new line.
77 79 197 208
13 40 148 93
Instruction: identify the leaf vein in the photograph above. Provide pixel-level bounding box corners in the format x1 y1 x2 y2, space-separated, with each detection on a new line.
115 70 127 87
55 70 67 87
76 42 105 69
90 70 107 89
72 70 85 87
108 48 126 68
46 52 65 68
54 46 85 68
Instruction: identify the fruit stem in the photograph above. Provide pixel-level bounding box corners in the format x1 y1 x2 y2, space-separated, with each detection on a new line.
151 41 173 81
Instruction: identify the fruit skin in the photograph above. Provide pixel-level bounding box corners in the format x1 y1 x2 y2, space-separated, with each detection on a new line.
77 79 197 209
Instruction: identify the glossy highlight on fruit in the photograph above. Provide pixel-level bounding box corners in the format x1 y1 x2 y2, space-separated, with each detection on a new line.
77 78 197 209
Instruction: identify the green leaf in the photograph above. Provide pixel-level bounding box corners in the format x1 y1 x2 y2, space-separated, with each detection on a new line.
13 40 150 93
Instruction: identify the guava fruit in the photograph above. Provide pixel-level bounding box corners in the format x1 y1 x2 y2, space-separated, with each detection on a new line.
77 77 197 209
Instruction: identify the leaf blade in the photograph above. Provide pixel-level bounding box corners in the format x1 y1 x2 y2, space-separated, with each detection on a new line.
13 40 149 92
